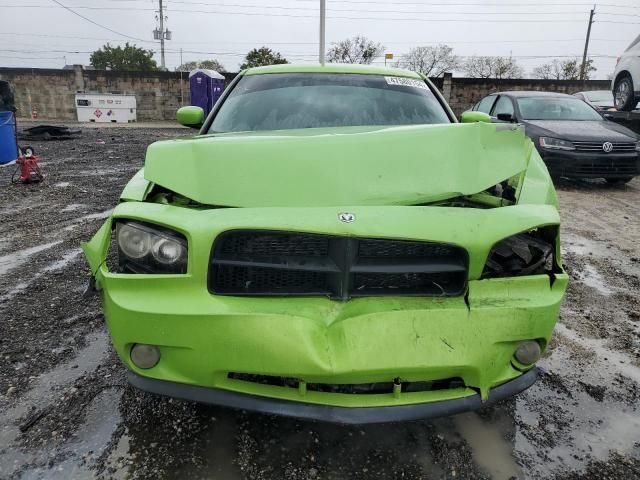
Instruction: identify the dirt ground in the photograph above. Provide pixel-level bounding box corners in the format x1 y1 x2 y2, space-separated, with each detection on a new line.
0 127 638 480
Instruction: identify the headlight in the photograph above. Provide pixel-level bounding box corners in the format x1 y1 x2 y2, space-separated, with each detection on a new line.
635 141 640 152
116 221 187 274
539 137 575 151
482 227 559 279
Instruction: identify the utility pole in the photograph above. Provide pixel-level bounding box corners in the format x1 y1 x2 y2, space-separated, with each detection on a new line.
153 0 171 70
580 5 595 81
319 0 326 65
159 0 166 70
179 48 184 106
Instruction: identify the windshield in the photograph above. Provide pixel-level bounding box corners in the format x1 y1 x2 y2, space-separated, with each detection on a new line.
208 73 450 133
517 97 603 121
584 91 613 103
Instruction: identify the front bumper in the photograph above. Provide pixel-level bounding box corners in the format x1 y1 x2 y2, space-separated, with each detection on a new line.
127 367 539 424
539 149 640 179
83 202 568 421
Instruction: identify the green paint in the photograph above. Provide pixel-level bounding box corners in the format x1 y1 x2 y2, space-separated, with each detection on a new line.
176 106 205 128
460 111 492 123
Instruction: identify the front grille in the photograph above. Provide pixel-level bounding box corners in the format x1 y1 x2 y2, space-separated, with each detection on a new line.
210 231 468 299
572 141 637 152
227 372 465 394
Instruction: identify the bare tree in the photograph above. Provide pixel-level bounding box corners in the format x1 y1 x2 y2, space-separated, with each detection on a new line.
395 45 460 77
327 36 384 64
532 58 596 80
463 56 524 79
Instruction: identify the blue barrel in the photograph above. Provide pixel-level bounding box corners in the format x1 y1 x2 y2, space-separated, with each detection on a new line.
0 111 18 165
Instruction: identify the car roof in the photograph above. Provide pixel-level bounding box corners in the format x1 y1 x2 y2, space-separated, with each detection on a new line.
491 91 577 99
243 63 422 79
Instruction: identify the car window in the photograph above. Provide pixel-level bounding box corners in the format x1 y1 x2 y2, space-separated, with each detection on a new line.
517 97 603 121
475 95 497 114
491 96 514 117
208 73 451 133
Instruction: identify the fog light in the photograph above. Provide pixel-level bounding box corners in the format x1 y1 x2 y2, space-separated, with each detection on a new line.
514 341 541 365
130 344 160 369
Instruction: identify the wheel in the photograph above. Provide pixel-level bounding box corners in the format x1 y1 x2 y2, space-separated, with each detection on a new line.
20 146 35 157
614 75 637 111
605 177 633 184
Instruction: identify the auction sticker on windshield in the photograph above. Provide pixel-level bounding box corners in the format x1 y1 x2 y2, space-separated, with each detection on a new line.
385 76 429 90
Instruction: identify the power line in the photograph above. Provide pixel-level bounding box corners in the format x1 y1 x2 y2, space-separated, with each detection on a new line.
48 0 147 42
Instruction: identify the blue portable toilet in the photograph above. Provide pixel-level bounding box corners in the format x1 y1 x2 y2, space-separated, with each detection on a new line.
189 69 225 116
0 80 18 165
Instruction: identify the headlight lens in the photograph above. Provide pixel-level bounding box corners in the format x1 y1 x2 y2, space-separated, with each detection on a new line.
539 137 575 151
116 221 187 274
482 227 559 279
635 142 640 152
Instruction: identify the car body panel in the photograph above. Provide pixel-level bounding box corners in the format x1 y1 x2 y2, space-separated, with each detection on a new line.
144 122 530 208
83 201 567 406
612 34 640 107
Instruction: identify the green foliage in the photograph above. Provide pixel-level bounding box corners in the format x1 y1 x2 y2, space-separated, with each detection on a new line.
240 47 289 70
177 59 226 72
327 36 384 64
90 43 157 71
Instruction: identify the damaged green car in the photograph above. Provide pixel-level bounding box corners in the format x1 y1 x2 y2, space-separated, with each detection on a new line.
83 64 568 424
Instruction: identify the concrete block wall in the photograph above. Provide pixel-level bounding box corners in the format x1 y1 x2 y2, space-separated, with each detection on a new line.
0 66 613 121
441 76 612 115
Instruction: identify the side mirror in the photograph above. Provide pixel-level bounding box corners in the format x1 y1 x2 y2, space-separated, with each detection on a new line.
460 111 491 123
176 106 205 129
496 113 515 122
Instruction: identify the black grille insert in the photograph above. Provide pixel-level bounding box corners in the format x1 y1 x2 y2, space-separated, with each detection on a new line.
227 372 465 394
210 231 468 299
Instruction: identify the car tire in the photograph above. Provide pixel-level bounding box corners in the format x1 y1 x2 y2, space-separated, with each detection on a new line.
614 75 637 111
605 177 633 184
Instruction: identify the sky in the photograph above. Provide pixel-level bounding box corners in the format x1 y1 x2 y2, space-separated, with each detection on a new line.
1 0 639 79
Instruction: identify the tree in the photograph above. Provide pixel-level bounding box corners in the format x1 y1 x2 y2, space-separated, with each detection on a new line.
90 43 157 71
532 58 596 80
463 56 524 79
395 45 460 77
327 36 384 64
240 47 288 69
177 59 226 72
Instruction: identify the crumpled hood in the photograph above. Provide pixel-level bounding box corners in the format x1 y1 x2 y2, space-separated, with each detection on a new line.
144 123 531 207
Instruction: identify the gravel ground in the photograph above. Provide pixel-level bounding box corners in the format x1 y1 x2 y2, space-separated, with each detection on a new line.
0 127 639 479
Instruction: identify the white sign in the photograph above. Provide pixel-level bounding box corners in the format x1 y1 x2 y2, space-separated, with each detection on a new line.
384 76 428 90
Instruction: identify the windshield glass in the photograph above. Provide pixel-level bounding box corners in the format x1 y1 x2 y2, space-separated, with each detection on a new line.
585 91 613 102
517 97 602 121
208 73 450 133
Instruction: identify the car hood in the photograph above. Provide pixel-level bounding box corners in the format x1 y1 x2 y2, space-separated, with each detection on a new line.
524 120 637 142
144 123 531 207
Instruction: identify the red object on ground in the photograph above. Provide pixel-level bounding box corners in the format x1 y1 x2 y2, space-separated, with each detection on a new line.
16 153 44 183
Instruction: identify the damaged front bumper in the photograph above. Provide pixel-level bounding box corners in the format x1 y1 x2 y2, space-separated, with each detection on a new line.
83 202 568 423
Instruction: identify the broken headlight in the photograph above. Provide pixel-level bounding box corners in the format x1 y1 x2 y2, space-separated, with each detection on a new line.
116 221 187 274
481 227 559 278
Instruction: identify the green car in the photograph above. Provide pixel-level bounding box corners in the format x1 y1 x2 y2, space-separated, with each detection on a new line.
83 64 568 424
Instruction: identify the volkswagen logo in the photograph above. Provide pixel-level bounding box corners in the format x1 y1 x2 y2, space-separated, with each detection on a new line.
602 142 613 153
338 212 355 223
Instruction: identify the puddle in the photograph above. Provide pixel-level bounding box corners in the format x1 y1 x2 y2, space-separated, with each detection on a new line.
53 182 71 187
61 204 83 212
20 388 123 480
0 240 62 276
0 329 111 475
555 323 640 384
453 412 522 479
77 209 113 223
576 264 614 296
43 249 82 272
